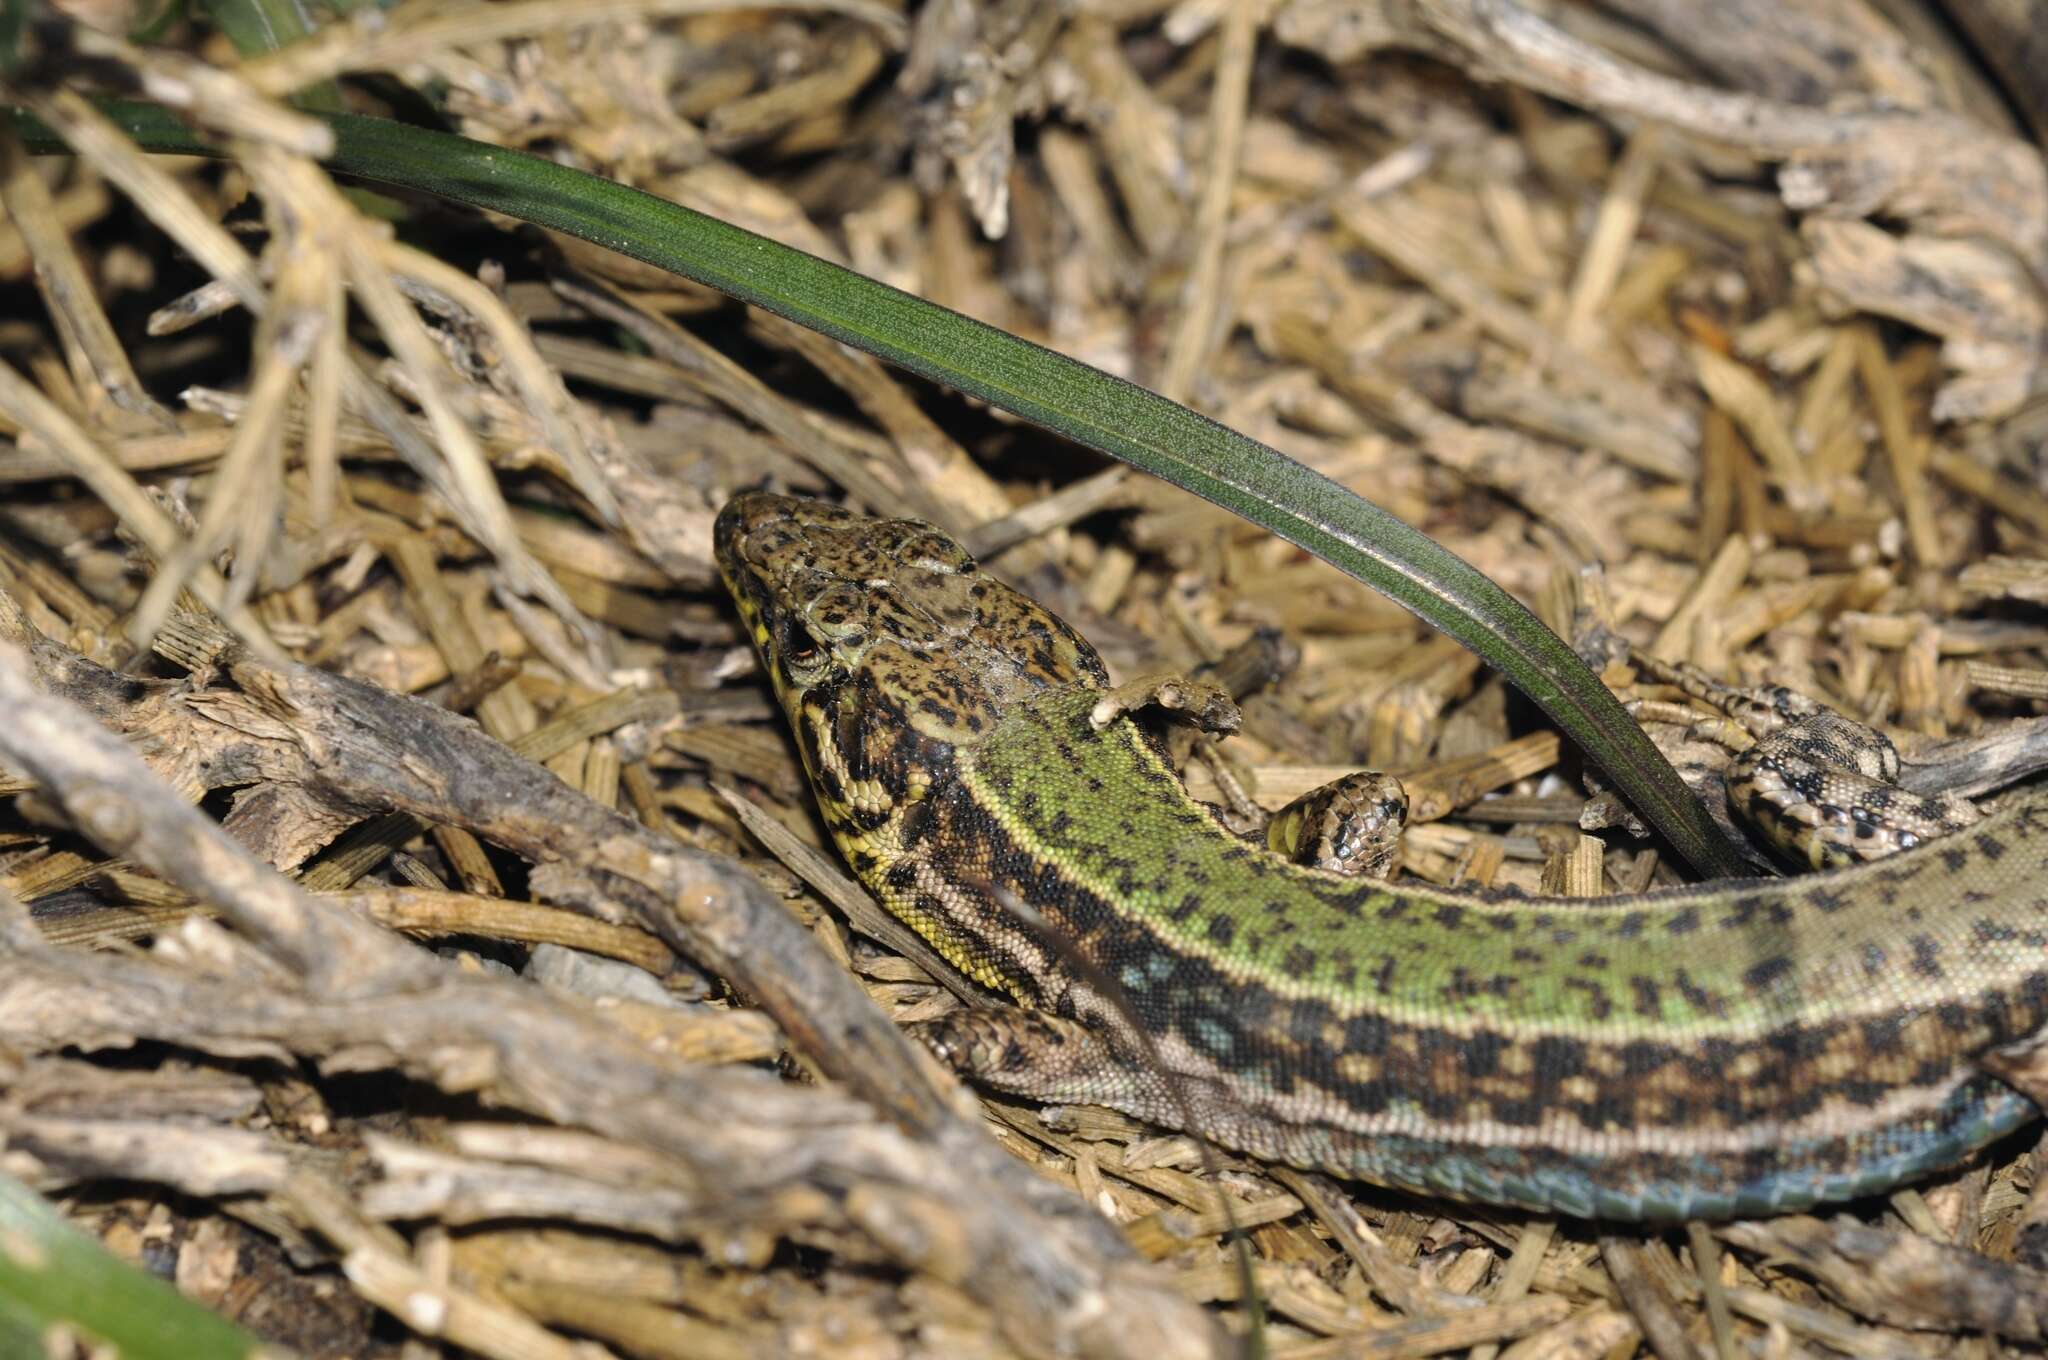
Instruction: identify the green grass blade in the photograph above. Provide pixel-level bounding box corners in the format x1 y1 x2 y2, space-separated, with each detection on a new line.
0 5 28 78
199 0 320 60
8 99 1747 878
194 2 350 128
0 1171 276 1358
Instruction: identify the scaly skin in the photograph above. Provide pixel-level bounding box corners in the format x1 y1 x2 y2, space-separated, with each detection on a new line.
716 492 2048 1220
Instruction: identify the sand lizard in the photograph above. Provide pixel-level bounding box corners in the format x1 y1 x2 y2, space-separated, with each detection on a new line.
716 491 2048 1221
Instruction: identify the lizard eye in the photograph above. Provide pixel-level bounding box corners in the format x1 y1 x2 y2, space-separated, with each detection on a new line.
778 616 828 675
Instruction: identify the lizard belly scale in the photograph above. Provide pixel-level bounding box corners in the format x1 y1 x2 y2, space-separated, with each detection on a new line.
928 685 2048 1219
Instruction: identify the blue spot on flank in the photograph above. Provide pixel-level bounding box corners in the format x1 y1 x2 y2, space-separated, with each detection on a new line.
1192 1017 1234 1055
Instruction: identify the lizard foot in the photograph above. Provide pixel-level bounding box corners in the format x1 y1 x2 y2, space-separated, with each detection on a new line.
1088 673 1240 735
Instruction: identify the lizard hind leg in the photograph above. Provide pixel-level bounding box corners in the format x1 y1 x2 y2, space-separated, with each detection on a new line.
910 1009 1191 1128
1628 650 1982 869
1729 712 1980 869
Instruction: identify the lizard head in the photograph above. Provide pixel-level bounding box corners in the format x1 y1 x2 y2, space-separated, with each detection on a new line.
714 492 1108 832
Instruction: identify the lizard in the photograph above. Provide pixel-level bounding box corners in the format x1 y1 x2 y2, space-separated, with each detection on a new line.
714 490 2048 1221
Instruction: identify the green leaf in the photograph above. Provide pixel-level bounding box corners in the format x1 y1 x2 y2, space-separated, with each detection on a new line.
8 98 1748 878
